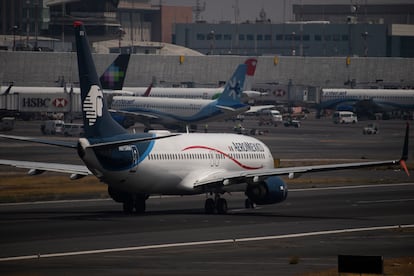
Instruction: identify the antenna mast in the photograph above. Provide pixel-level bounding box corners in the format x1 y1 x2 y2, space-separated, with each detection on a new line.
233 0 240 24
193 0 206 22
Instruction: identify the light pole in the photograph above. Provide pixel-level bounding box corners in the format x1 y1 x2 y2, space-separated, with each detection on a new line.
118 27 125 53
26 0 30 48
12 25 19 51
361 31 368 57
208 30 215 55
34 0 39 49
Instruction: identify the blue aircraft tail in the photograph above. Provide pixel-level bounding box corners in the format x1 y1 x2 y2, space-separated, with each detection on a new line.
100 54 130 90
74 21 127 139
216 63 247 106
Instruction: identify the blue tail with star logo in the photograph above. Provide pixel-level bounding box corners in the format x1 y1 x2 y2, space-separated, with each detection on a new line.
216 63 247 106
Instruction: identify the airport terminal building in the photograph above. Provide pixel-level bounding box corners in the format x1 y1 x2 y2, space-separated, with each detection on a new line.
1 1 413 57
173 4 414 58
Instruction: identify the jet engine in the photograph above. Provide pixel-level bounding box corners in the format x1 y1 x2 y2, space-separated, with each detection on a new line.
245 176 288 205
94 145 139 171
108 186 130 203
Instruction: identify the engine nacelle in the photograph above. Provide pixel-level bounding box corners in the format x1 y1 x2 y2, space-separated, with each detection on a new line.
95 144 139 171
245 176 288 205
108 186 130 203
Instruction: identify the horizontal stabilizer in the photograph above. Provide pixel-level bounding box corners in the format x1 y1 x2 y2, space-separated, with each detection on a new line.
109 109 159 119
0 159 91 176
87 133 180 149
0 134 78 148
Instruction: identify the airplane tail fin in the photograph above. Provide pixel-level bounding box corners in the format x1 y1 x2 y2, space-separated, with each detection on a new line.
3 82 13 95
99 54 130 90
216 63 248 105
74 21 127 139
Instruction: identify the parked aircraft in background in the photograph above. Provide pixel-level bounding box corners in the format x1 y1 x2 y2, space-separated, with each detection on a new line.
123 86 267 100
121 59 265 100
0 22 409 215
109 61 253 130
0 54 130 95
319 88 414 117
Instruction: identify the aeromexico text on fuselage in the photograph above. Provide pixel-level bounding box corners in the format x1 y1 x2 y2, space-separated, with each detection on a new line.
230 141 265 152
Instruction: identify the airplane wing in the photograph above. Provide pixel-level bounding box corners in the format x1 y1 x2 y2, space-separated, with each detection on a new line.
193 122 409 190
242 90 268 98
192 159 405 190
245 105 275 114
0 159 91 177
216 105 250 113
109 109 159 119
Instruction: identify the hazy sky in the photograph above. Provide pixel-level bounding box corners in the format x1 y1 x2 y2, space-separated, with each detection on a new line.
152 0 412 23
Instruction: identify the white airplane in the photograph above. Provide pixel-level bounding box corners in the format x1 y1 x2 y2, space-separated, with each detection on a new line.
109 61 252 130
119 59 266 100
320 88 414 113
0 22 410 215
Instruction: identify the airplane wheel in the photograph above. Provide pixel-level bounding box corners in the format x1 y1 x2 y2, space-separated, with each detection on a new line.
216 198 228 214
134 198 146 214
205 198 215 214
245 198 255 209
123 200 134 214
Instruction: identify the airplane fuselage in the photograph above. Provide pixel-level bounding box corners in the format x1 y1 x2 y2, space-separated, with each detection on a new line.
110 95 249 126
320 88 414 110
80 132 274 195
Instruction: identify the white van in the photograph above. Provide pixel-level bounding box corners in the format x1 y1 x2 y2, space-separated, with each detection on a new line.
333 111 358 124
40 120 64 135
259 110 283 126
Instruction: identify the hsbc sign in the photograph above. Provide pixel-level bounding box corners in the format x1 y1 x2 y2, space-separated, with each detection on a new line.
19 93 70 112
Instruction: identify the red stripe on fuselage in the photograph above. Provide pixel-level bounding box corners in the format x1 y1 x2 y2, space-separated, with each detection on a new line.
182 145 263 170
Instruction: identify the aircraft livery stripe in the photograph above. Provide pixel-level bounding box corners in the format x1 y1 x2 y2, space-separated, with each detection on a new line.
182 145 263 170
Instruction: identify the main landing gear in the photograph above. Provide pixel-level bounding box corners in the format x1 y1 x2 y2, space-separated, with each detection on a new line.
204 193 228 214
244 198 255 209
122 194 148 214
108 187 148 214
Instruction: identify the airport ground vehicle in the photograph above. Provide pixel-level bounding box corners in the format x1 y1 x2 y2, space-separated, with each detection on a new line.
40 120 64 135
63 123 84 137
363 123 379 134
258 110 283 126
283 119 301 128
0 117 15 131
333 111 358 124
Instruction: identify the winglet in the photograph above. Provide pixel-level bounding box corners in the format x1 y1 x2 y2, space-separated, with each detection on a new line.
243 58 257 91
244 58 257 77
399 122 410 176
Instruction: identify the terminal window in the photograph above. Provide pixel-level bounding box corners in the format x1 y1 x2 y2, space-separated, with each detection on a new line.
196 33 205 40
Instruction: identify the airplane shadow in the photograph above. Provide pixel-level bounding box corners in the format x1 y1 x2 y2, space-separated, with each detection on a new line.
0 207 367 222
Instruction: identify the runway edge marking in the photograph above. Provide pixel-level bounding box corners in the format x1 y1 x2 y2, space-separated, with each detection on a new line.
1 224 413 262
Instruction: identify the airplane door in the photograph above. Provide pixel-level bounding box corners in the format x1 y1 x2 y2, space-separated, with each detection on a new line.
210 150 220 167
129 145 139 173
